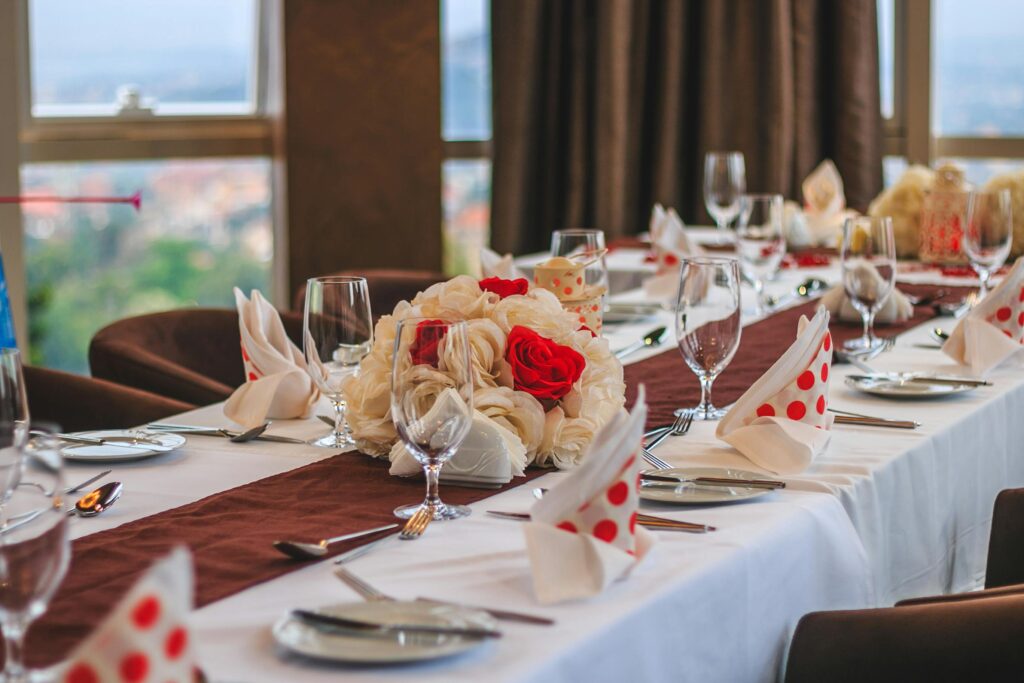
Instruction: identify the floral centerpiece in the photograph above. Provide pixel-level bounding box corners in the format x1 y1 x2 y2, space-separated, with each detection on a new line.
344 275 626 469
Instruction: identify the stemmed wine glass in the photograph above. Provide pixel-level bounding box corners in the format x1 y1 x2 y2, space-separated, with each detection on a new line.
0 350 30 504
736 194 786 316
0 437 69 683
550 228 609 295
840 216 897 353
674 257 742 420
303 276 374 448
391 318 474 521
963 189 1013 301
704 152 746 233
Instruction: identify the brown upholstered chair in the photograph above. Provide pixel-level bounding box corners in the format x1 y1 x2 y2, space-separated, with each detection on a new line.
25 365 194 433
88 308 303 406
293 269 446 316
785 488 1024 682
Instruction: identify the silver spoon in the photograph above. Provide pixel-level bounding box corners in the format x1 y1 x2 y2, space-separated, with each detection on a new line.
931 327 950 344
765 277 829 309
224 422 270 443
614 326 666 360
274 523 399 560
68 481 123 517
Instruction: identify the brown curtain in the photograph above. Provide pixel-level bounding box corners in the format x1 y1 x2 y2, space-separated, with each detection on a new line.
490 0 883 255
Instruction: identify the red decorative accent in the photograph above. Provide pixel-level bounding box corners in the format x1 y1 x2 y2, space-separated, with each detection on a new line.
409 320 447 367
820 363 829 382
786 401 806 420
479 277 529 299
66 663 99 683
796 370 815 391
247 372 259 382
996 306 1012 322
578 325 597 337
606 481 629 506
593 519 618 543
556 521 578 533
505 326 586 402
756 403 775 417
823 332 832 352
119 653 149 683
816 395 826 415
165 626 188 660
629 511 638 534
131 595 161 630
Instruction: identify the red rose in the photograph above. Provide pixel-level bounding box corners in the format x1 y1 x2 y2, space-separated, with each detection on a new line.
409 319 447 367
505 325 585 402
480 277 529 299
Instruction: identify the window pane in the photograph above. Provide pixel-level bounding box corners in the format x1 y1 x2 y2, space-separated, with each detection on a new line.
935 0 1024 136
29 0 256 116
442 0 491 141
443 159 491 275
21 158 272 372
883 155 909 187
878 0 895 120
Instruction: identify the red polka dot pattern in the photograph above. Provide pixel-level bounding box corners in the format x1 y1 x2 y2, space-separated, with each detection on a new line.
787 401 806 420
593 519 618 543
796 371 815 390
556 521 578 533
66 664 99 683
996 306 1012 322
132 596 161 630
606 481 628 505
165 626 188 660
756 404 775 417
120 653 149 683
982 274 1024 344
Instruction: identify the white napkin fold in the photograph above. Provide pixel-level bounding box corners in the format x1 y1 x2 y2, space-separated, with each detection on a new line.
643 204 703 300
943 257 1024 375
523 388 654 604
480 247 525 280
716 308 834 474
820 275 914 323
60 548 194 682
224 288 318 428
801 160 858 247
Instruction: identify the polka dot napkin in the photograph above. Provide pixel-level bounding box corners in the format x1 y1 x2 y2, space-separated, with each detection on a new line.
944 256 1024 376
643 204 704 302
716 307 834 474
523 388 653 604
59 548 194 683
224 287 318 428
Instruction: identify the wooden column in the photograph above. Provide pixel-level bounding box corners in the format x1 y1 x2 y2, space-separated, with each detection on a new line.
280 0 442 300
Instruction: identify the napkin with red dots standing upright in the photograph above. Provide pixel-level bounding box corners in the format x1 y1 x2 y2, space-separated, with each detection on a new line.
716 307 834 474
643 204 704 301
943 257 1024 376
523 389 654 604
59 548 195 683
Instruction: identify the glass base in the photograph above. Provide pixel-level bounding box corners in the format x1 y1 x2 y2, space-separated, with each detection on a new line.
308 430 353 448
676 406 726 421
842 335 885 353
394 502 471 521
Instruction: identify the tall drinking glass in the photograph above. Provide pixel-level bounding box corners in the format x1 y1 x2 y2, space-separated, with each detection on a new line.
674 257 742 420
703 151 746 232
303 276 373 448
963 189 1013 300
840 216 897 352
0 350 30 505
0 438 69 683
391 319 474 521
550 228 609 294
736 194 786 315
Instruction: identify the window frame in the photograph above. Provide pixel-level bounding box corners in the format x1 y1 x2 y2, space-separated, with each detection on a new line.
887 0 1024 166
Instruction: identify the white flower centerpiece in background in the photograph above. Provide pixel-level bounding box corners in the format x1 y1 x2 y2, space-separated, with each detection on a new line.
345 275 626 471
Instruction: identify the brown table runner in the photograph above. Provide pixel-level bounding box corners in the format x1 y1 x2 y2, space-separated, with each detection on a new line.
27 283 966 665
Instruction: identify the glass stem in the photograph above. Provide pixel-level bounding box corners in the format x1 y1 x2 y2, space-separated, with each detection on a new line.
979 270 991 299
3 615 27 681
332 399 348 439
864 309 877 343
753 279 765 314
423 461 441 510
698 375 714 417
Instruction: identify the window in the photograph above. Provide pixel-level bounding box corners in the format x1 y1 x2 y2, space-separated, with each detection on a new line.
442 0 492 275
5 0 276 373
883 0 1024 185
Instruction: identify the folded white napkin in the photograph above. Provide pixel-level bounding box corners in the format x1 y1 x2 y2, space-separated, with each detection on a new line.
801 160 858 247
820 274 914 323
943 257 1024 375
643 204 703 300
480 247 525 280
523 388 653 604
224 288 318 428
60 548 194 682
716 308 834 474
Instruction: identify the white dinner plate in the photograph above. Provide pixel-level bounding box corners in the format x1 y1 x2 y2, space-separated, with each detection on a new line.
60 430 186 462
272 601 496 664
844 374 979 399
639 467 776 505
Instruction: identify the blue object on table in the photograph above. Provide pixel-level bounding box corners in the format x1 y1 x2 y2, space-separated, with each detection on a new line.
0 255 17 349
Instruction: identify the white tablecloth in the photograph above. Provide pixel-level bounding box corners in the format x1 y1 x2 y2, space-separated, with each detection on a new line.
60 265 1024 682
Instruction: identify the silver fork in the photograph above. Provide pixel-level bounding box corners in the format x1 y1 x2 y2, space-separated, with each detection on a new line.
335 567 395 601
641 446 672 471
644 411 693 451
399 507 432 540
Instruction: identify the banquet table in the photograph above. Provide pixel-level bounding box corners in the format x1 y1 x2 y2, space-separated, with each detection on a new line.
33 261 1024 683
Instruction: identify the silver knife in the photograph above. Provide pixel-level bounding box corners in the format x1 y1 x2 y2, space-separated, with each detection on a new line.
291 609 502 639
640 473 785 490
846 374 991 387
147 425 307 444
413 598 554 626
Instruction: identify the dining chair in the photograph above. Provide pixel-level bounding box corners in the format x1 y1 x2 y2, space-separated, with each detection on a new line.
785 487 1024 682
292 269 446 316
88 308 303 406
25 365 195 432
